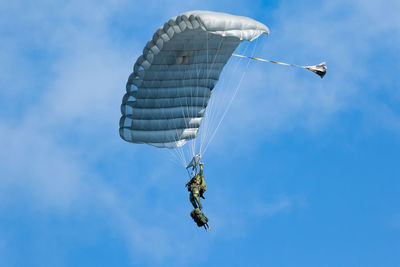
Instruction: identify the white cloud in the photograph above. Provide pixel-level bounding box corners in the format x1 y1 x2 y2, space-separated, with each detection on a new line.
0 0 196 263
389 213 400 230
251 194 308 218
252 195 292 217
0 115 197 264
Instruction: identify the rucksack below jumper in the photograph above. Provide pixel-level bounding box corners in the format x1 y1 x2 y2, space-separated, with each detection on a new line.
190 208 210 231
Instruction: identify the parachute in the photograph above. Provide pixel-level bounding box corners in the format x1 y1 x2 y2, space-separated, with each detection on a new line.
119 10 269 163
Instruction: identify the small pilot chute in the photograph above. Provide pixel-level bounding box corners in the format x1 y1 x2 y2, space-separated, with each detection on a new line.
305 62 327 78
232 53 327 78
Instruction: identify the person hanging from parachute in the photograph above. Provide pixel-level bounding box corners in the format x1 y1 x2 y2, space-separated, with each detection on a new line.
185 155 209 230
186 162 207 210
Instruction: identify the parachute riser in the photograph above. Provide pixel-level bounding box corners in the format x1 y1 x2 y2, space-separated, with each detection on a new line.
186 154 202 172
186 167 192 179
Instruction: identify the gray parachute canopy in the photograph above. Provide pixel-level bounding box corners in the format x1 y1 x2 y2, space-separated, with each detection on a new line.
120 10 269 148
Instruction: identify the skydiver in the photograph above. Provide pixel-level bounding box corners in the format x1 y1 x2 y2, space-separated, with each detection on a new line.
186 162 207 210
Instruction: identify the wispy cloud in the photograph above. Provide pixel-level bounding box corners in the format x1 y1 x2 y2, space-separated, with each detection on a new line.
251 194 308 218
0 0 193 264
252 195 292 217
388 213 400 230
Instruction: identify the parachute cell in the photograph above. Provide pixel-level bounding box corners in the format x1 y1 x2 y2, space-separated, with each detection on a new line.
119 10 269 148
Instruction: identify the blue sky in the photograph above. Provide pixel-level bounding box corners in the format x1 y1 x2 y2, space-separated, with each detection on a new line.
1 0 400 266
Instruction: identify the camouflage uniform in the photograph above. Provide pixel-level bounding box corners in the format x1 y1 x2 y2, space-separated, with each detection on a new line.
188 164 206 210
